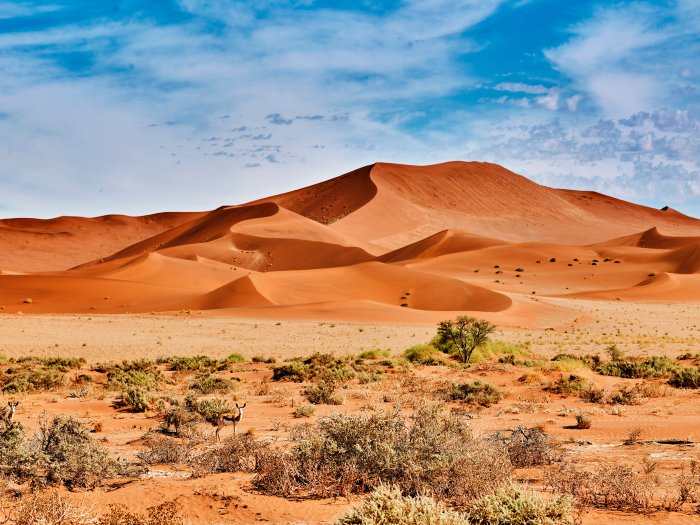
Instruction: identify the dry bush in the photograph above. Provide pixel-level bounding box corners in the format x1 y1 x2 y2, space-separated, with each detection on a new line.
255 406 512 504
0 489 95 525
494 426 562 468
161 407 203 437
574 414 591 429
465 484 573 525
136 434 202 465
0 416 114 489
98 500 183 525
546 462 654 512
189 434 270 478
335 485 468 525
302 376 343 405
37 416 116 490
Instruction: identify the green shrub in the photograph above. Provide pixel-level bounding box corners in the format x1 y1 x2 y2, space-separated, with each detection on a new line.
225 353 247 363
17 356 86 371
404 344 445 365
335 485 469 525
120 386 154 412
669 367 700 389
189 374 235 395
470 340 530 364
252 355 277 363
546 375 590 396
272 353 355 382
358 349 390 360
597 356 677 379
104 359 163 391
444 380 504 407
185 395 234 424
551 353 600 369
466 484 573 525
165 355 218 371
1 366 66 393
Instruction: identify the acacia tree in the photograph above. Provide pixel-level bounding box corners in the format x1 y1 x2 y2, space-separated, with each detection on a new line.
437 316 496 364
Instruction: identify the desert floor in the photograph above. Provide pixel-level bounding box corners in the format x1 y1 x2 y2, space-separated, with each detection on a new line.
0 298 699 523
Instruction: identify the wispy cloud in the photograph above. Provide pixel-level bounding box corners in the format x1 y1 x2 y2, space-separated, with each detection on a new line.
0 1 698 217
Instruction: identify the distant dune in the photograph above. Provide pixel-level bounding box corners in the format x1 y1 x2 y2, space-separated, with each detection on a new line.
1 161 699 322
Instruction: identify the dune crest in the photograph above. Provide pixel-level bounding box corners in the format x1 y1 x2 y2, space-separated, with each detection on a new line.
1 161 700 321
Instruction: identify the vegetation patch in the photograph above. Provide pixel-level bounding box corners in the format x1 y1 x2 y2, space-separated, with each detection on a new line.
443 380 504 407
255 406 511 503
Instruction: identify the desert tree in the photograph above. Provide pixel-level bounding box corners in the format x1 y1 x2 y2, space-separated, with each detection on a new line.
437 316 495 364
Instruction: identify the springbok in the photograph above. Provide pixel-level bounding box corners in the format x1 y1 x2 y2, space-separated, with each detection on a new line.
2 401 18 427
215 402 246 442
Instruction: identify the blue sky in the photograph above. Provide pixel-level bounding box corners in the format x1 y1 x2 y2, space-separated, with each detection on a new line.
1 0 699 218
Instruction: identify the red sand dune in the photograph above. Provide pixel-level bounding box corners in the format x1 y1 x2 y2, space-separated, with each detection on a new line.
0 212 202 273
2 161 700 321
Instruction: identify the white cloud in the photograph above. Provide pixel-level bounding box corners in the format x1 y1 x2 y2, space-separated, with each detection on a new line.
493 82 549 94
544 4 672 117
535 90 559 111
566 93 583 112
0 1 508 217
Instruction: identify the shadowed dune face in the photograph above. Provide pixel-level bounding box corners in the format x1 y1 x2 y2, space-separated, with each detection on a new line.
1 161 700 322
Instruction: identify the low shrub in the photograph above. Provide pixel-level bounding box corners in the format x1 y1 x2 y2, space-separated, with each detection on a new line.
575 414 591 429
404 344 446 365
1 489 97 525
189 374 235 395
597 356 677 379
165 355 218 372
162 407 203 437
293 405 315 418
443 380 504 407
335 485 468 525
120 386 154 412
465 484 573 525
136 434 199 465
302 377 343 405
255 406 512 503
669 367 700 389
546 462 654 512
252 355 276 363
495 426 562 468
38 416 116 489
189 434 269 477
358 349 390 360
105 360 163 390
546 375 589 397
98 500 184 525
272 353 356 383
185 395 234 424
1 366 66 393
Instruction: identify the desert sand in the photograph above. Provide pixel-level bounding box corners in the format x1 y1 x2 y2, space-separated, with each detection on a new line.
1 162 700 524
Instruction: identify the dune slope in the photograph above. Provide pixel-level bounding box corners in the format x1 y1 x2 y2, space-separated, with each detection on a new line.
2 161 700 321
